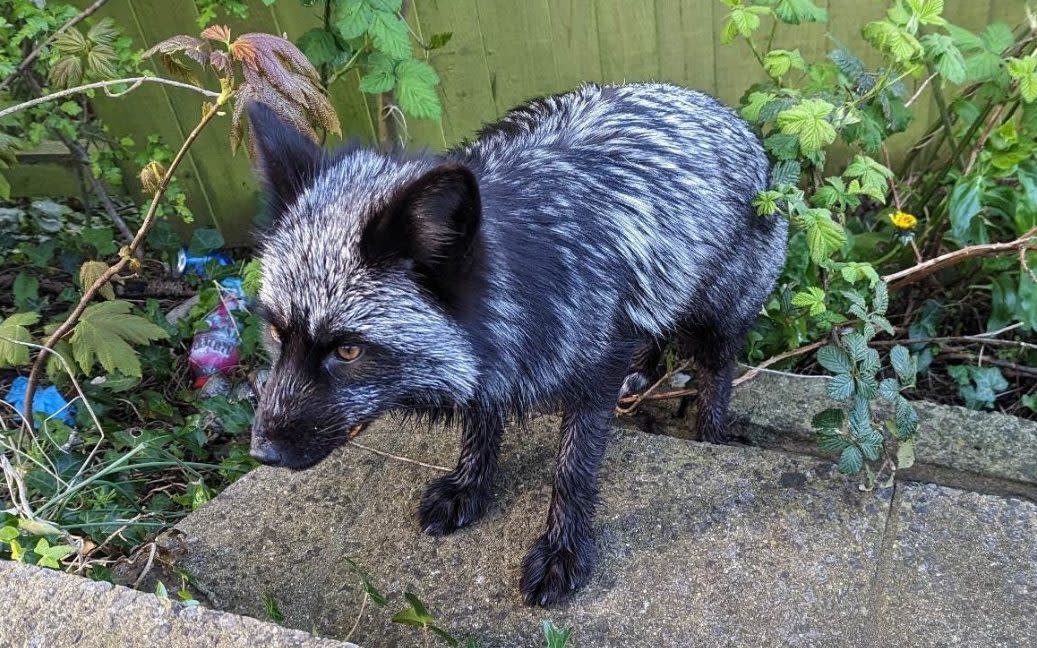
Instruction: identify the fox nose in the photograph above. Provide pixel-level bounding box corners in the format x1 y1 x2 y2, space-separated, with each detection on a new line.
250 438 283 466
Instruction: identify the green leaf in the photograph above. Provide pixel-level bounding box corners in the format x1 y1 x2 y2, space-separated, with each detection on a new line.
771 0 827 24
368 10 412 59
0 311 40 367
896 437 915 469
0 526 18 542
359 52 397 93
890 345 914 384
427 32 452 50
873 280 889 315
79 261 116 300
721 6 769 43
13 272 39 310
816 429 850 452
812 408 845 431
763 49 806 79
981 22 1015 55
837 445 864 474
862 21 922 63
543 620 574 648
394 58 442 119
81 226 117 256
948 176 983 242
296 28 339 67
895 398 919 437
878 377 900 402
799 208 846 264
392 592 435 628
827 373 855 400
368 0 403 11
836 262 879 286
764 133 800 161
69 300 169 377
336 0 375 40
817 344 852 374
33 538 73 568
1006 56 1037 103
776 99 837 154
906 0 945 26
741 91 777 123
188 228 224 254
752 190 783 216
921 33 965 84
792 286 826 316
345 558 388 606
770 159 801 187
844 155 892 202
263 592 284 622
859 432 883 461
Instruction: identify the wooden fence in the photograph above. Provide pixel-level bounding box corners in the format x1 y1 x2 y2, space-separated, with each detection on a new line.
16 0 1027 244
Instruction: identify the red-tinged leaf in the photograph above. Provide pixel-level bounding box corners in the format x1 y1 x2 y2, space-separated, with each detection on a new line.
201 24 232 43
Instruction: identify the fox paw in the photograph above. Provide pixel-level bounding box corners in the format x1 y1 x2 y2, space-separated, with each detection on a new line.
519 534 595 607
418 474 490 536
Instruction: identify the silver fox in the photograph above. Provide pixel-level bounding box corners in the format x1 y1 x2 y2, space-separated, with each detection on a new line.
247 83 787 606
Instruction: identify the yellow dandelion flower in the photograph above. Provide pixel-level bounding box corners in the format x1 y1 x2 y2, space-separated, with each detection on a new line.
890 211 918 230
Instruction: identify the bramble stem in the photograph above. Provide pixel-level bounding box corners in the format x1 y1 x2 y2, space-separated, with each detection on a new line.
0 77 220 119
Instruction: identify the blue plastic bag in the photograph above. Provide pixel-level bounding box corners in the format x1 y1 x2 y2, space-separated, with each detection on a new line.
3 376 75 426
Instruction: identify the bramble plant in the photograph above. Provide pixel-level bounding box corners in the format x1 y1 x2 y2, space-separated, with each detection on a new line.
715 0 1037 479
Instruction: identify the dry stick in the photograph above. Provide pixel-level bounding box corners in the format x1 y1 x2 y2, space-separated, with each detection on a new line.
614 359 690 415
21 100 225 432
347 440 451 472
882 228 1037 290
0 0 111 93
0 77 220 120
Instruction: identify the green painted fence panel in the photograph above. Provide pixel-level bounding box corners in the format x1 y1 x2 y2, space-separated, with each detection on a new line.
30 0 1031 244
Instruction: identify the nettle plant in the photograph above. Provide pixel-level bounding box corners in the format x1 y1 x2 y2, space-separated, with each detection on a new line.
722 0 1037 480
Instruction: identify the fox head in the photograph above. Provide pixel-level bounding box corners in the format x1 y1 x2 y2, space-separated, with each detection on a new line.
246 103 481 470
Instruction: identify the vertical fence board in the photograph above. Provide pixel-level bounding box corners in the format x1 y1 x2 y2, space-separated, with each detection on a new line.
474 1 559 113
409 0 498 146
595 0 659 83
29 1 1028 240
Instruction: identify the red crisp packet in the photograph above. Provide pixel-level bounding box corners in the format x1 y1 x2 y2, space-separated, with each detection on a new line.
189 278 247 386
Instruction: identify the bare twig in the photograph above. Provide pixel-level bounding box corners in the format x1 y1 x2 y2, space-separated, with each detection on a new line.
131 542 158 590
882 228 1037 289
344 592 369 643
0 77 220 120
347 440 451 472
872 335 1037 352
614 360 690 415
0 0 111 92
21 98 227 431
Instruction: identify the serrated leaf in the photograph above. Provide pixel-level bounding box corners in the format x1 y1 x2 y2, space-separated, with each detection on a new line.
981 22 1015 55
336 0 375 39
817 344 852 374
895 399 919 437
859 432 883 461
752 190 783 216
770 159 801 187
79 261 116 300
921 33 965 84
741 91 777 123
1007 56 1037 103
812 408 845 431
0 312 40 367
800 208 846 264
764 133 800 161
878 377 900 402
792 287 826 316
827 373 855 400
777 99 837 154
837 262 880 286
395 60 441 119
862 21 922 63
772 0 827 24
368 10 412 59
296 28 339 67
69 301 169 377
13 272 39 310
359 52 397 93
816 429 850 452
906 0 945 26
890 345 914 384
838 445 864 474
763 49 806 79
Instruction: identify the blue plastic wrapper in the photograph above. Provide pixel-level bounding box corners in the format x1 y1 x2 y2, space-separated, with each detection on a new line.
3 376 75 426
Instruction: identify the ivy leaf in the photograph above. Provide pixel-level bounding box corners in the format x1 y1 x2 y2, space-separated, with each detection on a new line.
791 287 826 316
543 620 574 648
79 261 116 300
948 175 983 242
33 538 74 569
368 10 412 59
69 301 169 377
817 344 853 375
777 99 837 154
837 445 864 474
0 312 39 367
394 58 442 119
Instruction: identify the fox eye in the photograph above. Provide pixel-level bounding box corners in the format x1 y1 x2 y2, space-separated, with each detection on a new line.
335 345 363 363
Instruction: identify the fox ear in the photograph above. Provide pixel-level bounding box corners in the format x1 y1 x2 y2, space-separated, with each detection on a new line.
362 164 482 276
247 102 326 213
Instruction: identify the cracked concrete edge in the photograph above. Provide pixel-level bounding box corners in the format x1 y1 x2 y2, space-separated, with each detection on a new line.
0 560 359 648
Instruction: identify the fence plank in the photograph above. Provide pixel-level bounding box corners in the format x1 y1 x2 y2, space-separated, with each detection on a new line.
474 1 559 114
595 0 659 83
656 0 716 91
549 0 604 89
